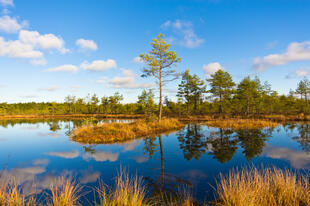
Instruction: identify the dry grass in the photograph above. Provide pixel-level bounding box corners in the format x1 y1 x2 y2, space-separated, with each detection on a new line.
204 119 279 129
97 171 148 206
215 167 310 206
48 177 81 206
0 181 35 206
71 118 184 144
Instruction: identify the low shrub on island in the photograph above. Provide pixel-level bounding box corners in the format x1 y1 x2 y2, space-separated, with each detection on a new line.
205 119 279 129
71 118 185 144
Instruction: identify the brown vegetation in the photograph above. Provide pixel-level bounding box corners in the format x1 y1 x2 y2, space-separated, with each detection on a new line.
215 167 310 206
203 119 279 129
71 118 185 144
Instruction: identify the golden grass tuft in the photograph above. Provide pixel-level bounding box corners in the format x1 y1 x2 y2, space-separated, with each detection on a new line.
71 118 184 144
215 167 310 206
97 171 148 206
0 181 35 206
48 177 81 206
205 119 279 129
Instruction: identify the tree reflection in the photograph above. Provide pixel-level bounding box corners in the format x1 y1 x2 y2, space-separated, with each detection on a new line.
236 128 272 160
143 137 158 159
48 121 61 132
177 124 208 160
293 124 310 153
207 128 238 163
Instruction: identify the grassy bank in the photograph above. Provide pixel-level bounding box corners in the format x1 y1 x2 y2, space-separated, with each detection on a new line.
71 118 185 144
0 167 309 205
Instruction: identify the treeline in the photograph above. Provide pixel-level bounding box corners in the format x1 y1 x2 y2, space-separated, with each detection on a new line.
0 69 309 116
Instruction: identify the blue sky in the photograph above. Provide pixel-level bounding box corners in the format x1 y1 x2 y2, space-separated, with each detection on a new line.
0 0 310 103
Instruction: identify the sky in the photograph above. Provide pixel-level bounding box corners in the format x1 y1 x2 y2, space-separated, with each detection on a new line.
0 0 310 103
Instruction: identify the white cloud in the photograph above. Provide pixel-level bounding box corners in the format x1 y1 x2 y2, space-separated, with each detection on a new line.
0 16 28 33
296 68 309 77
46 64 78 73
286 67 310 79
30 58 46 65
0 36 43 58
0 0 13 6
81 59 117 71
0 30 68 65
100 68 155 89
76 38 98 51
19 30 68 53
133 56 143 64
47 151 79 159
161 19 204 48
254 41 310 71
37 86 60 92
203 62 223 77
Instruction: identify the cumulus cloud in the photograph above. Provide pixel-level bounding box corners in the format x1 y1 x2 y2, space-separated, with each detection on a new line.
264 146 310 169
37 86 60 92
47 150 79 159
254 41 310 71
0 16 28 33
76 38 98 51
0 30 68 65
0 36 43 58
161 19 204 48
19 30 68 53
203 62 223 77
0 0 13 6
45 64 78 73
81 59 117 71
99 68 155 89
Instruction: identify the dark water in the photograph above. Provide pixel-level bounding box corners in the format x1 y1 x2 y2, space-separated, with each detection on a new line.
0 119 309 203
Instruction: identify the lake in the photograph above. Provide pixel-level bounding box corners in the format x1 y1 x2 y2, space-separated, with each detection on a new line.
0 119 309 203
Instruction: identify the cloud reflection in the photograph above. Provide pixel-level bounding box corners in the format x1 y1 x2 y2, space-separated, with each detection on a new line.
264 146 310 169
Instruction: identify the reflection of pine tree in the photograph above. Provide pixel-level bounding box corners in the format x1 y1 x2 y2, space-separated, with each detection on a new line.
293 124 310 153
143 137 158 159
236 128 272 160
48 121 61 132
207 128 238 163
177 124 208 160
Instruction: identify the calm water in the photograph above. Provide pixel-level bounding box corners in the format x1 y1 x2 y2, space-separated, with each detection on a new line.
0 119 309 203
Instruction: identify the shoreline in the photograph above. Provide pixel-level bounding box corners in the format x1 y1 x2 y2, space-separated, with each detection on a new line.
1 114 310 122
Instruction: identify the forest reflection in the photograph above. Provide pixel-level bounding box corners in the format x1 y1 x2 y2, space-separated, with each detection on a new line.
176 124 275 163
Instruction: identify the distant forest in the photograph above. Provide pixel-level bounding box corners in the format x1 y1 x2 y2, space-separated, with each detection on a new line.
1 69 310 116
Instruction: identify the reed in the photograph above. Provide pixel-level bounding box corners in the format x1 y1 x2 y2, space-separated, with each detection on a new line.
215 167 310 206
96 171 148 206
48 177 81 206
71 118 184 144
0 181 35 206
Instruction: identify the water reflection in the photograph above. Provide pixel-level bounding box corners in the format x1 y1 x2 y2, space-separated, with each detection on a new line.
177 125 208 160
0 119 310 203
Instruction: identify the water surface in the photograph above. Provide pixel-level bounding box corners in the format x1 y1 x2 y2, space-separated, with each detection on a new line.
0 119 309 202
